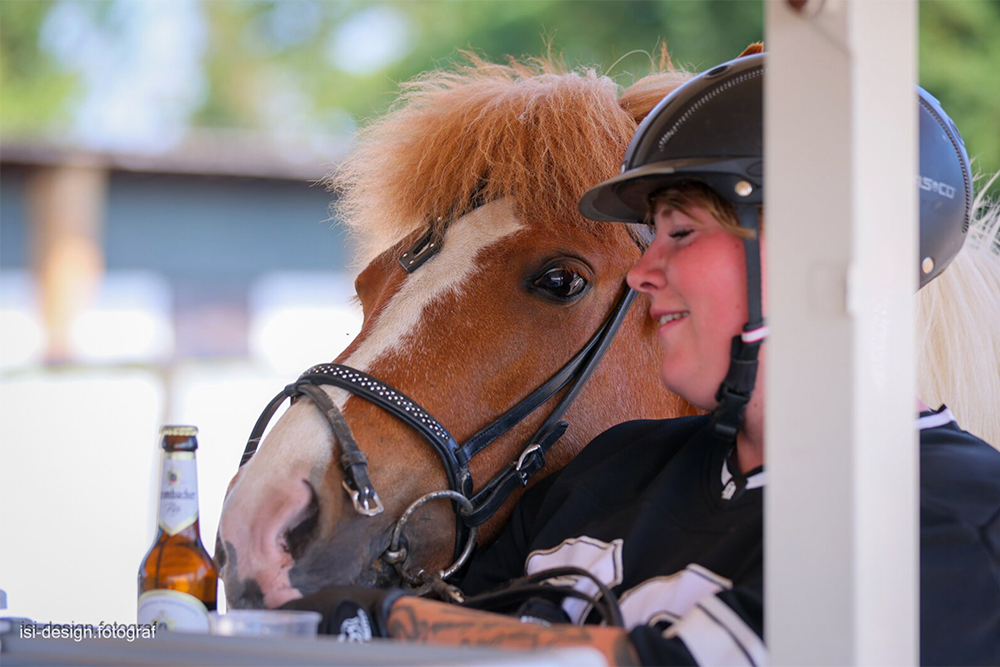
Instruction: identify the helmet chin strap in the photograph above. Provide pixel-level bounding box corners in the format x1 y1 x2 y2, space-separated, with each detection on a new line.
711 205 767 449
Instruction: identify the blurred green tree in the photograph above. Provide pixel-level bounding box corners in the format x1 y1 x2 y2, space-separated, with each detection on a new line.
1 0 996 194
0 0 77 135
920 0 1000 196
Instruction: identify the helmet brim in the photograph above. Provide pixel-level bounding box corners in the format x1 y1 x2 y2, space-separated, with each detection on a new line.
579 157 764 223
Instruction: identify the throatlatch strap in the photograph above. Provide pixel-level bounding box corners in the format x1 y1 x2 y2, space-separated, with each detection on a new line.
462 288 638 528
711 206 765 444
460 287 637 463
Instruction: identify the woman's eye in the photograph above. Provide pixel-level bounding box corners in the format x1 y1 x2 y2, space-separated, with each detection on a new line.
668 229 693 240
533 266 589 300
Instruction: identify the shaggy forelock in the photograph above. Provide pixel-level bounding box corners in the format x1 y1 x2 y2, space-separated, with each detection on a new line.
329 54 692 266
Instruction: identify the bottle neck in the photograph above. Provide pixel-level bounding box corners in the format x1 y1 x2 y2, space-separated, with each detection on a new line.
156 451 202 538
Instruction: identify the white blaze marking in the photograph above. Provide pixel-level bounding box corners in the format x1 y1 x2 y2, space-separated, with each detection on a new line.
227 198 524 516
339 198 524 385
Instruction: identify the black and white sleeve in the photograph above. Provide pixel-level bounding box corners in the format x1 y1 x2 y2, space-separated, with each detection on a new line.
629 582 766 666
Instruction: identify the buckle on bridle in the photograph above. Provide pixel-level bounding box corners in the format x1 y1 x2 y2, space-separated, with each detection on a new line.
342 480 385 516
398 227 444 273
515 444 544 485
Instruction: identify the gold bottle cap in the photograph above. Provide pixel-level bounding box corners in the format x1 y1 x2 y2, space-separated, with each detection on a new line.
160 425 199 436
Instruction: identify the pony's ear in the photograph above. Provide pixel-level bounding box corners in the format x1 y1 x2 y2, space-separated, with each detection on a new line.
738 42 764 57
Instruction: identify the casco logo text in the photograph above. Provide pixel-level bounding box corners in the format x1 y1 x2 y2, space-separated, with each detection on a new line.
917 176 957 199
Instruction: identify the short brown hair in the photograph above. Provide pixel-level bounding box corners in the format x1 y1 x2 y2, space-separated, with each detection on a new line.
647 182 760 239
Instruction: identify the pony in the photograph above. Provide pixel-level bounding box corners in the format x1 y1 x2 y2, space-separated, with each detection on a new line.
216 53 703 609
216 49 1000 610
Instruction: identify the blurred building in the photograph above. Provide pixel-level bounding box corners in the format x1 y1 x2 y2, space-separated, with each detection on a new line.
1 135 356 366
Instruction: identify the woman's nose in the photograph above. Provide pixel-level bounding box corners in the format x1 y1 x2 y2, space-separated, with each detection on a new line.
627 242 667 294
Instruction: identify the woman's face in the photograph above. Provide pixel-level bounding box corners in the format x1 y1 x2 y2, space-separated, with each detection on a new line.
627 203 751 410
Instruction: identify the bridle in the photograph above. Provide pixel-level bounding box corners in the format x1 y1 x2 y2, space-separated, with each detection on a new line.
237 225 643 589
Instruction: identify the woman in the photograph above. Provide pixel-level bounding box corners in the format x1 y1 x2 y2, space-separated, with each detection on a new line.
285 53 1000 666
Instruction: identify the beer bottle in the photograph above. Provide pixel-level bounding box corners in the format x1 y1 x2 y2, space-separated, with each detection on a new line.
138 425 218 632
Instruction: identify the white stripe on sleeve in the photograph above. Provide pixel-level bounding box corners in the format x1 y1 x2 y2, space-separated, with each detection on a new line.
664 595 768 666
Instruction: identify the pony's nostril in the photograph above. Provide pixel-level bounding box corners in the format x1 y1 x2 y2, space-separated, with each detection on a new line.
284 481 320 560
214 533 228 571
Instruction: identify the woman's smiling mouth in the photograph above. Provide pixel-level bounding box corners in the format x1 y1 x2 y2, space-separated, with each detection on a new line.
657 311 689 327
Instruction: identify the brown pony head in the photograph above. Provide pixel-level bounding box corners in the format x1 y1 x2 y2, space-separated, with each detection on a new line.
217 54 697 609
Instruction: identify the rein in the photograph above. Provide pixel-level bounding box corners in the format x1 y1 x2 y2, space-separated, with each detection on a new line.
237 226 641 588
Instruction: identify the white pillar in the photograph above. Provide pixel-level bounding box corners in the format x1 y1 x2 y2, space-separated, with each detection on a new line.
765 0 918 664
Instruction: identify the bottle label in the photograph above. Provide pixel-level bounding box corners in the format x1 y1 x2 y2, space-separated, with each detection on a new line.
158 452 199 535
137 590 210 633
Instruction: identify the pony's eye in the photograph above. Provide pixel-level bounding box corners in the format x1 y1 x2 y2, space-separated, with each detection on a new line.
533 266 589 300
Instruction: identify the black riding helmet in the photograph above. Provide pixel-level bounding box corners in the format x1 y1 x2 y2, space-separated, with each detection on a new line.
579 51 973 286
917 89 973 285
579 55 764 222
579 51 974 450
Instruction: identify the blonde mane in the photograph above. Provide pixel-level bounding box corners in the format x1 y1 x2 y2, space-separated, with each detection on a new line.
331 55 692 266
917 176 1000 447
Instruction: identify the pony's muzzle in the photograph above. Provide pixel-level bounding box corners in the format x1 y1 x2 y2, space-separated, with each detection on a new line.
217 477 317 608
